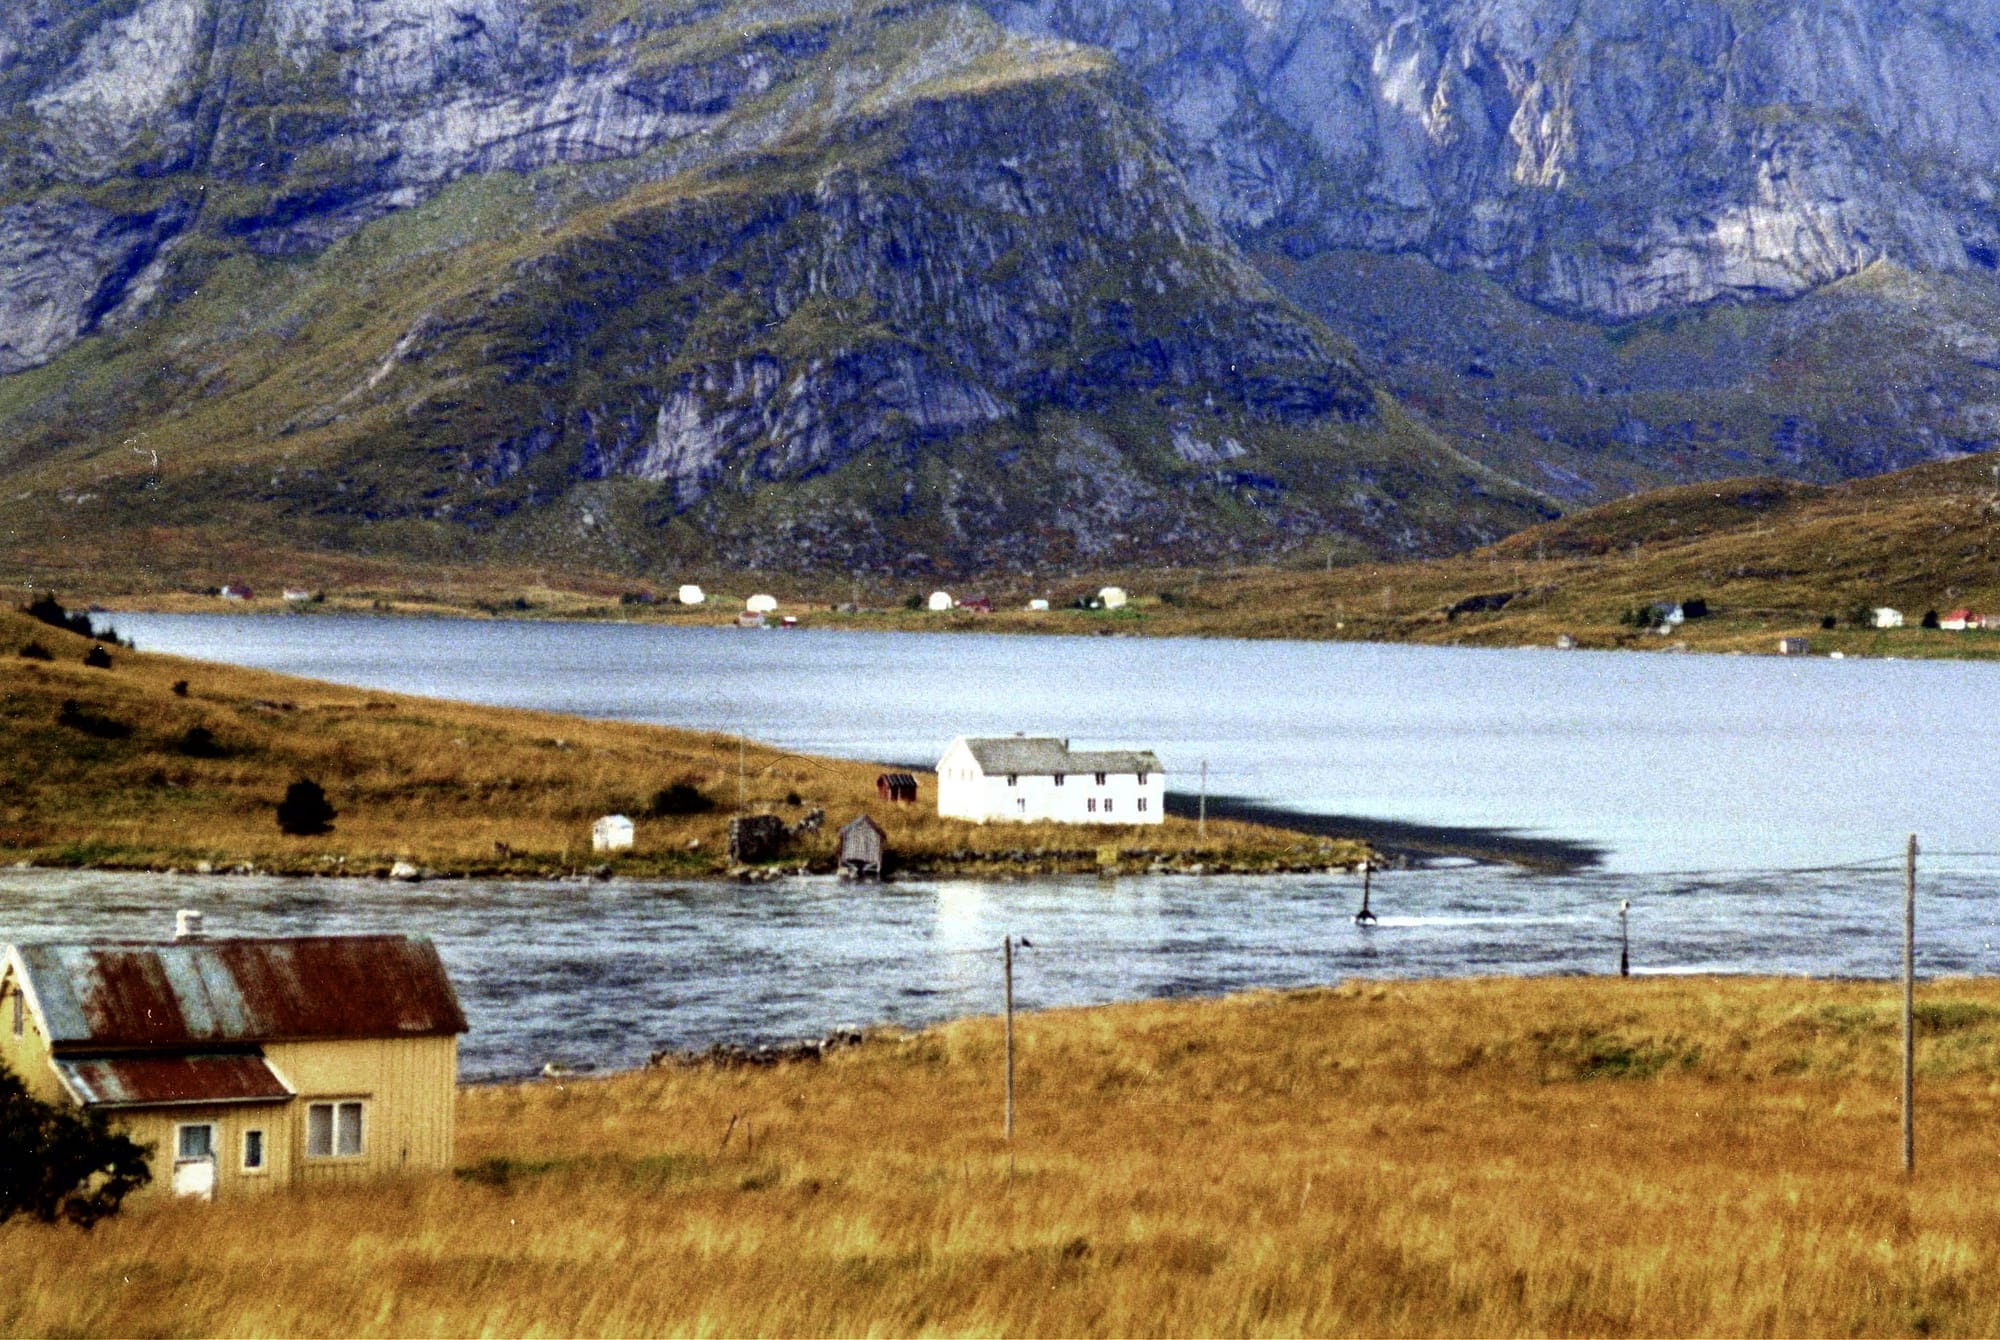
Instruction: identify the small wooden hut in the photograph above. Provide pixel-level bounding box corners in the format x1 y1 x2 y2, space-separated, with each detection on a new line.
838 815 886 880
876 772 918 805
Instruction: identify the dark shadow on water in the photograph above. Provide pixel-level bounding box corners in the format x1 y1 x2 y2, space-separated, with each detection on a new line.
1163 792 1603 873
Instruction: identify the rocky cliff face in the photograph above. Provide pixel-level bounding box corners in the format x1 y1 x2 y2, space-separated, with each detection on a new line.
2 0 1998 578
999 0 2000 317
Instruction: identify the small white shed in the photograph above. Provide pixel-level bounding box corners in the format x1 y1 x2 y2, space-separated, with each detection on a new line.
927 591 954 612
592 815 635 853
746 594 778 613
678 584 706 606
1098 586 1128 610
1873 607 1905 629
1027 598 1050 611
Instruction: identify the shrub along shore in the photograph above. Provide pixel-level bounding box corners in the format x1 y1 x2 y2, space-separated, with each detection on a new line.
6 975 2000 1335
0 604 1365 879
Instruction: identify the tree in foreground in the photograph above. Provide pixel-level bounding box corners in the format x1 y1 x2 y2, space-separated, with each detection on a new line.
0 1064 151 1228
276 778 337 835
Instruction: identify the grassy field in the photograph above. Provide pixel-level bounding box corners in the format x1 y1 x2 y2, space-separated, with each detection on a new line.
4 975 1999 1335
0 604 1350 877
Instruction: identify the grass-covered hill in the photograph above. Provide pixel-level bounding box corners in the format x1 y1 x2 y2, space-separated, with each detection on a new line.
1155 448 2000 653
0 600 1352 875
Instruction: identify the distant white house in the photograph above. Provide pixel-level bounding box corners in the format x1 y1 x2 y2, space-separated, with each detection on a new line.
591 815 634 853
927 591 954 612
678 584 706 606
1098 586 1128 610
1027 599 1051 612
282 588 313 604
746 594 778 613
1873 607 1905 629
936 736 1163 825
1777 636 1811 656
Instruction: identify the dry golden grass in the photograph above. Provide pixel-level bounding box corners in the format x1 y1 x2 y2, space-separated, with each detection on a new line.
6 975 2000 1335
0 607 1344 875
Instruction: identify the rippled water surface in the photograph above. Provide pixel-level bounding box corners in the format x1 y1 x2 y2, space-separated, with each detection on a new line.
8 859 1997 1080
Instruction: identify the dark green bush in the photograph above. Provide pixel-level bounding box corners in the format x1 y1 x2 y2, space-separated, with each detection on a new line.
56 699 132 740
646 783 715 817
276 778 337 835
0 1062 150 1228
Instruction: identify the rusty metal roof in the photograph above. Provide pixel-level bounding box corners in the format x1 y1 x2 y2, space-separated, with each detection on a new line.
55 1054 294 1109
14 935 467 1049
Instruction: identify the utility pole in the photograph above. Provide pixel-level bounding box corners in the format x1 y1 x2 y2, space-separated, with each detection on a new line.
1619 899 1630 978
1354 860 1376 925
738 731 746 812
1003 936 1016 1143
1903 833 1917 1176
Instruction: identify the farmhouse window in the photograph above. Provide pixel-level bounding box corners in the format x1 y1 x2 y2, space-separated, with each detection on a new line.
1105 798 1114 813
1016 798 1027 813
1137 772 1148 785
243 1129 265 1171
176 1123 215 1161
1054 774 1064 786
9 989 19 1037
307 1100 366 1158
1094 772 1107 786
1087 798 1097 813
1007 774 1018 786
1137 797 1148 813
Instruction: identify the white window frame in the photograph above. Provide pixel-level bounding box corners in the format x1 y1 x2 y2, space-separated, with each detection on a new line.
242 1128 267 1173
306 1099 366 1159
176 1122 216 1162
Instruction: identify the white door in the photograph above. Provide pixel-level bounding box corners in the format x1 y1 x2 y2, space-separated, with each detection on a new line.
172 1157 216 1199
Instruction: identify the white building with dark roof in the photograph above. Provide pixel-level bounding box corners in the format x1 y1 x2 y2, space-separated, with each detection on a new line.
936 736 1163 825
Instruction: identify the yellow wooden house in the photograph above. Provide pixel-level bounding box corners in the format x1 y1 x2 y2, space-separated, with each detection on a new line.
0 916 467 1201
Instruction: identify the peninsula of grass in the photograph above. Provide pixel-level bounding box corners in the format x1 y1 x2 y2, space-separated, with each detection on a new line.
0 604 1358 878
6 974 1999 1335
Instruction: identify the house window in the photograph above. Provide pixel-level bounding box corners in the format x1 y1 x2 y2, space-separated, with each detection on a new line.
1137 797 1148 813
1137 772 1148 786
1094 772 1107 786
176 1123 215 1161
1016 798 1027 813
9 989 20 1037
1105 798 1114 813
1053 774 1064 786
243 1129 266 1172
1087 798 1097 813
307 1100 365 1158
1007 774 1018 787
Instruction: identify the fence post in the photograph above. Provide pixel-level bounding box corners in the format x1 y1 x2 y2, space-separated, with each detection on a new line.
1903 833 1917 1176
1004 935 1015 1144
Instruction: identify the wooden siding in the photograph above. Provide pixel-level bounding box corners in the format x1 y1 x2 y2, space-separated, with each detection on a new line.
0 966 62 1105
263 1035 459 1182
115 1102 294 1201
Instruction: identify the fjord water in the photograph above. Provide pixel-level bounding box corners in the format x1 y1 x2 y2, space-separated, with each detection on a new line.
108 613 1994 871
11 612 1995 1079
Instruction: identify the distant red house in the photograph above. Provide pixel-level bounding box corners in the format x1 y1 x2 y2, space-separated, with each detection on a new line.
876 773 919 805
1941 608 1975 631
960 598 992 614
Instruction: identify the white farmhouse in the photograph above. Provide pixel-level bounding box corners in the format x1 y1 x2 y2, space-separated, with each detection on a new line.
1098 586 1128 610
1873 607 1905 629
927 591 954 612
678 584 706 606
936 736 1163 825
746 594 778 613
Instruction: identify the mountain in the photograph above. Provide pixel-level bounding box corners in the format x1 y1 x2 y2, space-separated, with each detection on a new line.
2 0 1998 581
